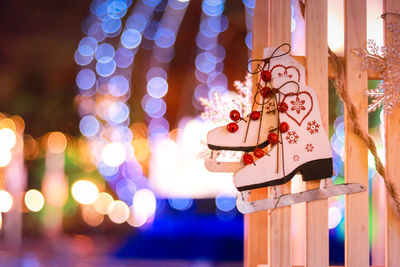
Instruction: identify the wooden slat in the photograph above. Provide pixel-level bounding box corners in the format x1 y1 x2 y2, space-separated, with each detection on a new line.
268 1 291 267
384 1 400 266
293 56 380 80
305 1 329 267
245 0 270 266
344 0 369 266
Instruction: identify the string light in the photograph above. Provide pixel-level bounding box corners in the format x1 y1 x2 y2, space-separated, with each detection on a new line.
76 0 157 210
192 0 229 110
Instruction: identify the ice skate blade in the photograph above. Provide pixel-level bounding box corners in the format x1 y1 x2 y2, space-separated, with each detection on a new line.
236 181 366 214
204 157 243 173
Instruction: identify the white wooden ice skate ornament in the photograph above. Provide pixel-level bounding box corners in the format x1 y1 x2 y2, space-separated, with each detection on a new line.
205 44 305 172
205 44 366 214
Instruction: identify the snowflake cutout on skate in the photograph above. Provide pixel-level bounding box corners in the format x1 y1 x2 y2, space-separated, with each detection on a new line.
265 101 276 113
305 144 314 152
293 155 299 162
306 120 320 134
285 130 299 144
290 96 306 114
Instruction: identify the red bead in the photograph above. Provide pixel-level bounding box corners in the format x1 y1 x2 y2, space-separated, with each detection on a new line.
253 148 265 158
278 102 288 113
229 110 241 121
243 153 254 165
261 70 272 82
267 132 279 145
250 111 260 120
260 86 272 98
227 122 238 133
279 122 289 133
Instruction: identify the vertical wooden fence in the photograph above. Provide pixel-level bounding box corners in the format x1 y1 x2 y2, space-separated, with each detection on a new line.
246 0 400 266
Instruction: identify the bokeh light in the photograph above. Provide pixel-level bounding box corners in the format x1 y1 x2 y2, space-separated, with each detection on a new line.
24 189 45 212
108 200 129 224
133 188 156 220
101 142 126 167
93 192 114 215
215 192 236 212
0 128 16 150
329 206 343 229
82 205 104 227
121 28 142 49
47 132 67 153
76 69 96 90
0 190 13 212
71 180 99 205
0 149 12 167
168 197 193 211
95 43 115 63
109 75 130 96
80 116 100 137
146 77 168 98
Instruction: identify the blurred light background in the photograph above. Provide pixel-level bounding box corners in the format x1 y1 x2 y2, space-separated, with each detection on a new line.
0 0 387 266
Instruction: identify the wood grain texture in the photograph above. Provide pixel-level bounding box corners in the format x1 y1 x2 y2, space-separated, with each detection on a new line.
268 1 291 267
384 2 400 267
293 56 379 80
344 0 369 266
305 0 329 267
245 0 270 266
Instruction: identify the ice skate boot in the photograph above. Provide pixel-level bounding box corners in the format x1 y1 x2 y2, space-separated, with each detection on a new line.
206 44 306 172
234 77 366 214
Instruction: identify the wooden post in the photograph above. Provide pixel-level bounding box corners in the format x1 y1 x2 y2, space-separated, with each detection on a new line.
344 0 369 266
305 0 329 267
245 0 270 266
384 1 400 266
268 1 291 267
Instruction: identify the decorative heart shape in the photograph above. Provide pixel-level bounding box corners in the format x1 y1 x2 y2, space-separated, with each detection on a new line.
270 64 301 82
282 91 313 126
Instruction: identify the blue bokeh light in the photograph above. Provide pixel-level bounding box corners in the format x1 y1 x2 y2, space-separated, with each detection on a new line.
109 75 130 96
107 0 128 19
144 97 165 115
78 36 98 56
168 198 193 211
115 47 134 68
76 69 96 90
202 0 224 17
80 115 100 137
126 13 148 32
74 49 94 66
96 59 116 77
101 16 122 33
200 19 219 38
196 34 217 50
121 28 142 49
98 163 119 179
216 194 236 212
147 77 168 98
154 27 176 48
195 52 217 73
146 67 167 82
95 43 115 63
108 102 130 123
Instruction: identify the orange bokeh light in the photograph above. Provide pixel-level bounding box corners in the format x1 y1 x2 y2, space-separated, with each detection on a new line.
47 132 67 153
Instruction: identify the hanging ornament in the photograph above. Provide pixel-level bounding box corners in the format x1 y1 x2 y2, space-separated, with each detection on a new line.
354 20 400 113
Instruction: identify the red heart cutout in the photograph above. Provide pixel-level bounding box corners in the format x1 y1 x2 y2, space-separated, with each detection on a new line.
270 64 301 82
281 91 313 126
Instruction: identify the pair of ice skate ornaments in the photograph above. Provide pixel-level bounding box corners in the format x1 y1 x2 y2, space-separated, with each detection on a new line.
205 44 365 214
